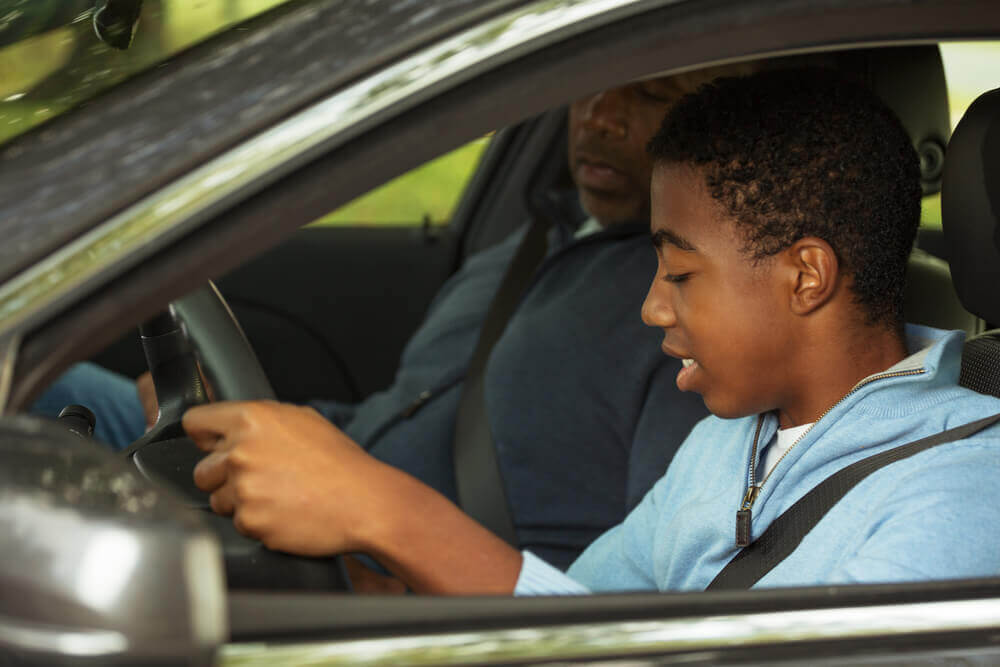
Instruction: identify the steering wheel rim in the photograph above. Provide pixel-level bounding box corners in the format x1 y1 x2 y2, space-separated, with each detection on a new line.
170 282 276 402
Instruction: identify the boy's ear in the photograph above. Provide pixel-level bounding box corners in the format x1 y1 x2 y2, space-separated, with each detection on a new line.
783 237 839 316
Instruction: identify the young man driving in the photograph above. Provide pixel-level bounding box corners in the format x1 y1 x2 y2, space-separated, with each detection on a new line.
185 67 1000 594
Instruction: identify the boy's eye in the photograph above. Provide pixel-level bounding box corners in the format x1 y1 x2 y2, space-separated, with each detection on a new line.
663 272 691 284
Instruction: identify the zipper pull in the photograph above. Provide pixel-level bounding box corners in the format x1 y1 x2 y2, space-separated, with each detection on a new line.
736 486 759 547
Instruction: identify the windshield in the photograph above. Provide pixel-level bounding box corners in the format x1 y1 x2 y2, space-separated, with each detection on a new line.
0 0 290 145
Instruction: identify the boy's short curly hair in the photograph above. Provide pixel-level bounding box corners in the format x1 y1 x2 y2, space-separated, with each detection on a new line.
647 67 921 328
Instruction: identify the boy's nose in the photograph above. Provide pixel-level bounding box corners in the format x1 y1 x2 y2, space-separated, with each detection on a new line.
579 87 629 139
641 279 676 329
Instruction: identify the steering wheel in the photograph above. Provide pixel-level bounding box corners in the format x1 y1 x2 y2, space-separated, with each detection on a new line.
125 282 351 591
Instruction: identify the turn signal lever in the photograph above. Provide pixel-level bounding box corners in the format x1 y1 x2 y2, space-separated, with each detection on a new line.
134 311 208 445
123 310 211 504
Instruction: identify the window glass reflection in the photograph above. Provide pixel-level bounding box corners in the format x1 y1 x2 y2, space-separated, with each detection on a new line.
0 0 289 144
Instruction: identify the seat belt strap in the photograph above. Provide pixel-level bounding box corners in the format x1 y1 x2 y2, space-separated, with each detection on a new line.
452 216 551 546
708 411 1000 590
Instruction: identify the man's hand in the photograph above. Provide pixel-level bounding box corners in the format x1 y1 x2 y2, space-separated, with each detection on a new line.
183 400 524 594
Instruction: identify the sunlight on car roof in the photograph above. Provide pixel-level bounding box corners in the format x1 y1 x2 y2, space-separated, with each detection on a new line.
0 0 289 145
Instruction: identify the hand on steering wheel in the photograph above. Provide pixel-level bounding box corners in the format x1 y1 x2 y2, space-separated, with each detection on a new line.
125 282 351 591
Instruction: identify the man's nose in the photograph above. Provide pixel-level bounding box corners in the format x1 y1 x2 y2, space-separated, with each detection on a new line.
579 87 629 139
641 278 676 329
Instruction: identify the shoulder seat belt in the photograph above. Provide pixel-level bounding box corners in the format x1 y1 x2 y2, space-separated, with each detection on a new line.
452 216 551 546
708 411 1000 590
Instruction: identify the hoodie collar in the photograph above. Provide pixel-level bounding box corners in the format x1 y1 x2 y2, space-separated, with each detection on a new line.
756 324 965 441
878 323 962 384
815 324 965 422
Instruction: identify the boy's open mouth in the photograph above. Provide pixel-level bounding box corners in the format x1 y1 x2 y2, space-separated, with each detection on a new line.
677 358 699 392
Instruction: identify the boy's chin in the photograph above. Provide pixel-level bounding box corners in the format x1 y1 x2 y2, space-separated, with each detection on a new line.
701 395 759 421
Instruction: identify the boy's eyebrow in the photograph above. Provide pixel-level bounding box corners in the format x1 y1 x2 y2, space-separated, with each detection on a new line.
651 228 698 252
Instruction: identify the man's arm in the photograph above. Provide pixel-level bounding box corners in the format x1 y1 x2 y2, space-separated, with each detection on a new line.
184 400 524 594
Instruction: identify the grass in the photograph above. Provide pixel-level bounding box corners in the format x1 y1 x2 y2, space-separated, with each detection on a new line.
312 137 492 227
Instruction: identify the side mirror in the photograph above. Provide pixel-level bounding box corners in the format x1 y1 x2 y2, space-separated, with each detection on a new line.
92 0 144 50
0 415 225 666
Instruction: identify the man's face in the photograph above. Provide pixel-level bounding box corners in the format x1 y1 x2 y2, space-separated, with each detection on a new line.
567 77 681 225
641 164 794 419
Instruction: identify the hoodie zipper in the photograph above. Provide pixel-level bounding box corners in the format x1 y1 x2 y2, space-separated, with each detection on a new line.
735 367 926 547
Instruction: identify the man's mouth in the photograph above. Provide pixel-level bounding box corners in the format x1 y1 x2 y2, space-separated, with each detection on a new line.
575 155 628 192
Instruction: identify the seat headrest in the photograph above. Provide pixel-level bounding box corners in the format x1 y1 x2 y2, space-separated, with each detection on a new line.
839 46 951 195
941 87 1000 326
754 46 950 194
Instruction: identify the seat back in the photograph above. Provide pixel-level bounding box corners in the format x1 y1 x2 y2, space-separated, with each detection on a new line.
855 45 951 196
904 248 981 336
941 87 1000 397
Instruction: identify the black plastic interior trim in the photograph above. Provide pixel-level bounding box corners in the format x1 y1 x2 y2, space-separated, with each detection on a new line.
223 295 362 402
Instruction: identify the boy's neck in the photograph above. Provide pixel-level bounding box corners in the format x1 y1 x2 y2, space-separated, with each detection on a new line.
776 322 908 429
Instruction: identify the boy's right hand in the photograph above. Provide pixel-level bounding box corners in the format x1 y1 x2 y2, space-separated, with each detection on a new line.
184 400 391 557
182 399 524 594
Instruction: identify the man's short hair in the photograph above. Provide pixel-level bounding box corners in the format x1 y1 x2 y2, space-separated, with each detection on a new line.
647 67 921 328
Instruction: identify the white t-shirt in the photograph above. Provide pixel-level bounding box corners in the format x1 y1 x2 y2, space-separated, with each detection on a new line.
757 422 814 483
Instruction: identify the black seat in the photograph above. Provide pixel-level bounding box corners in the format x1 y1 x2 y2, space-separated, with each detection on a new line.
941 87 1000 397
904 247 981 335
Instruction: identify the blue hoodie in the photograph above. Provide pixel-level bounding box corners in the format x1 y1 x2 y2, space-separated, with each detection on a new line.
516 325 1000 594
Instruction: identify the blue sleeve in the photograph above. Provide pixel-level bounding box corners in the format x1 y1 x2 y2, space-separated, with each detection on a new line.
824 440 1000 584
514 551 591 596
565 480 664 592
